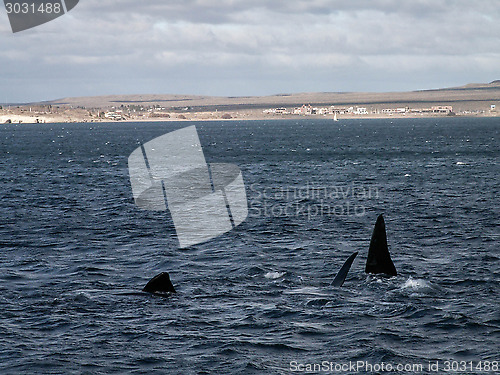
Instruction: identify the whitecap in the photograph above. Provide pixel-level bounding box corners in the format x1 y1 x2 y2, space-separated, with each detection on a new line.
264 271 286 280
402 277 433 291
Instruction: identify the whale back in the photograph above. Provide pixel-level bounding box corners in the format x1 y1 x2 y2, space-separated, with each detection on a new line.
143 272 176 294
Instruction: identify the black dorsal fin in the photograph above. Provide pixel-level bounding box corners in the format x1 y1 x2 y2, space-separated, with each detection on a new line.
332 252 358 287
365 214 397 276
143 272 176 294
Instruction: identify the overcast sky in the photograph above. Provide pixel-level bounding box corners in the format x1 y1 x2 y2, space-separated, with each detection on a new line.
1 0 499 103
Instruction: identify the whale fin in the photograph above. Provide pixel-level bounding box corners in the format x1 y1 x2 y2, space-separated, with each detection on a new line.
332 252 358 287
143 272 176 294
365 214 397 276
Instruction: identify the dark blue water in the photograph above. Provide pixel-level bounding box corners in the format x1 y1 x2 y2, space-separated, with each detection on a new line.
0 118 499 374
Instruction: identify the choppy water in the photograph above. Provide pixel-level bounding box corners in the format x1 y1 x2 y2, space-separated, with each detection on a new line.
0 118 499 374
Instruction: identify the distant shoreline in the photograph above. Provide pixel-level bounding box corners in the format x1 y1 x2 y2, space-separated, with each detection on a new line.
1 111 498 124
1 81 498 124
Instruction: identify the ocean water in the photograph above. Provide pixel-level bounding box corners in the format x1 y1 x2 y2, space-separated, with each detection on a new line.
0 118 498 374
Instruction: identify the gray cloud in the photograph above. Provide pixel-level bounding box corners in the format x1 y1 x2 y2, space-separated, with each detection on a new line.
1 0 499 102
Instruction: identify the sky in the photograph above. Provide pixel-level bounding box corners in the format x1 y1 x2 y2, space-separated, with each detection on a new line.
1 0 499 103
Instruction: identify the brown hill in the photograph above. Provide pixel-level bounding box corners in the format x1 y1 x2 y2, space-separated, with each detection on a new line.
34 81 500 113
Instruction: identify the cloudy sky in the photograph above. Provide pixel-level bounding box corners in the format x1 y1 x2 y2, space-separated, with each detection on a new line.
1 0 499 103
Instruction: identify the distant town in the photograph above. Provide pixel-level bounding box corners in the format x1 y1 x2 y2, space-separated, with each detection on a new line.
264 104 458 116
1 81 498 123
1 102 496 124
